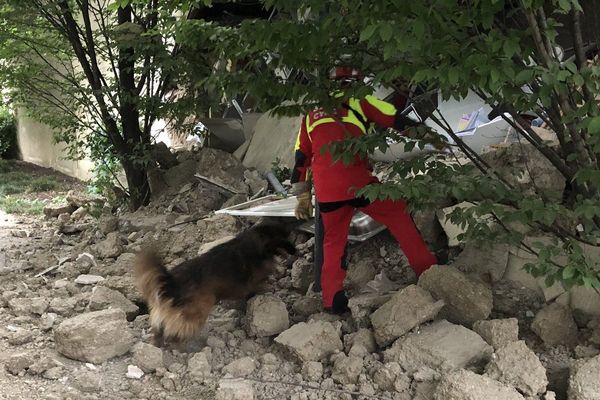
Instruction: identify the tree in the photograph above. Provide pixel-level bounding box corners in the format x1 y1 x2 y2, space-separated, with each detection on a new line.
0 0 214 209
181 0 600 290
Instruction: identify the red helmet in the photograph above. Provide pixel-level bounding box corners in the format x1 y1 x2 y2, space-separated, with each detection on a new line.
329 66 361 80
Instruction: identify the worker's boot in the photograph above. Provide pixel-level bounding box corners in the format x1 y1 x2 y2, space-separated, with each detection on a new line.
326 290 350 315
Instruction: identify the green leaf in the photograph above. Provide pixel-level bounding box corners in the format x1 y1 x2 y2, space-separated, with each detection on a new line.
588 116 600 134
360 25 377 42
379 24 393 42
562 266 576 280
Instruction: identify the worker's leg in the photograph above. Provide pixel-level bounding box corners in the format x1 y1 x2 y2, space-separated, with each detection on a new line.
361 198 437 276
320 204 354 310
313 201 324 292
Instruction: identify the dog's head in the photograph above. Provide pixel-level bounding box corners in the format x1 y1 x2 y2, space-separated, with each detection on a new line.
250 222 296 256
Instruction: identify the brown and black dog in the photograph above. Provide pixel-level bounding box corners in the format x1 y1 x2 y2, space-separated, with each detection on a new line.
135 222 296 347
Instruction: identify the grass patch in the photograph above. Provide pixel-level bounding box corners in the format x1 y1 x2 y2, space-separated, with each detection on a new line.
0 159 70 215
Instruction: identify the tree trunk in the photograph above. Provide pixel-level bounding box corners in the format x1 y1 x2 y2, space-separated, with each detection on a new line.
122 158 151 210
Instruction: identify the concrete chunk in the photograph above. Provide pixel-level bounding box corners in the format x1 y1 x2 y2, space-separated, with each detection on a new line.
568 355 600 400
245 295 289 337
370 284 444 347
485 341 548 396
473 318 519 350
54 309 134 363
434 369 525 400
418 266 492 327
274 320 343 362
88 286 139 321
531 302 578 347
384 320 492 374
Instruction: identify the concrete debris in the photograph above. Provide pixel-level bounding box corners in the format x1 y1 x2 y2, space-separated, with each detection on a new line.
72 369 103 393
8 297 49 316
384 320 492 374
74 274 105 285
132 342 163 373
188 352 212 382
222 357 257 378
418 266 493 327
197 148 248 194
344 258 377 291
344 328 377 355
451 242 509 283
372 362 403 392
94 232 123 259
412 209 447 250
434 369 525 400
66 191 105 208
5 352 35 375
292 297 321 316
568 355 600 400
126 365 144 379
43 203 75 218
216 378 255 400
301 361 323 381
88 286 140 321
531 302 578 347
98 217 119 237
569 286 600 327
54 309 134 364
472 318 519 350
291 258 313 292
370 284 444 347
245 295 289 337
274 320 343 362
71 206 88 221
331 354 363 384
485 340 548 396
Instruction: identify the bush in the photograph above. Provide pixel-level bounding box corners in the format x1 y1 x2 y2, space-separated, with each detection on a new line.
0 108 17 159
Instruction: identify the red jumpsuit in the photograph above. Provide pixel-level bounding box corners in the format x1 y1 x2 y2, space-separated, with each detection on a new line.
291 95 437 309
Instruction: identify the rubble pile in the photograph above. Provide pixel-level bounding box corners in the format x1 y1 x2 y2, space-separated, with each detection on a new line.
0 144 599 399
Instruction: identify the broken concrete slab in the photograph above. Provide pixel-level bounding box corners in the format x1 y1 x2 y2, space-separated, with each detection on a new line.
569 286 600 327
568 355 600 400
384 320 492 374
245 295 289 338
349 293 393 328
43 203 75 218
301 361 323 381
531 302 578 347
242 111 301 173
485 340 548 396
74 274 105 285
344 258 377 291
412 209 447 250
370 284 444 347
54 309 134 364
434 369 525 400
473 318 519 350
88 286 140 321
274 320 343 362
290 258 313 292
418 266 492 327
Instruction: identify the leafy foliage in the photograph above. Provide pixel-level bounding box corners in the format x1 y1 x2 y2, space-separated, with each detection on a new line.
0 107 17 159
176 0 600 291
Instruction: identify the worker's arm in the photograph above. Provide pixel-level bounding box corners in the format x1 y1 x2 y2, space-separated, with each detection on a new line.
290 115 313 194
358 95 421 131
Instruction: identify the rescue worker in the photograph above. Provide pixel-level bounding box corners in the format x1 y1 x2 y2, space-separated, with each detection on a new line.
291 67 446 314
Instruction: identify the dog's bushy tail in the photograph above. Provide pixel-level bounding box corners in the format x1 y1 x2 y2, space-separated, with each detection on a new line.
134 250 172 303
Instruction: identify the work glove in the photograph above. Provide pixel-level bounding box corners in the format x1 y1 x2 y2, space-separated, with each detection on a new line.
295 191 313 220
